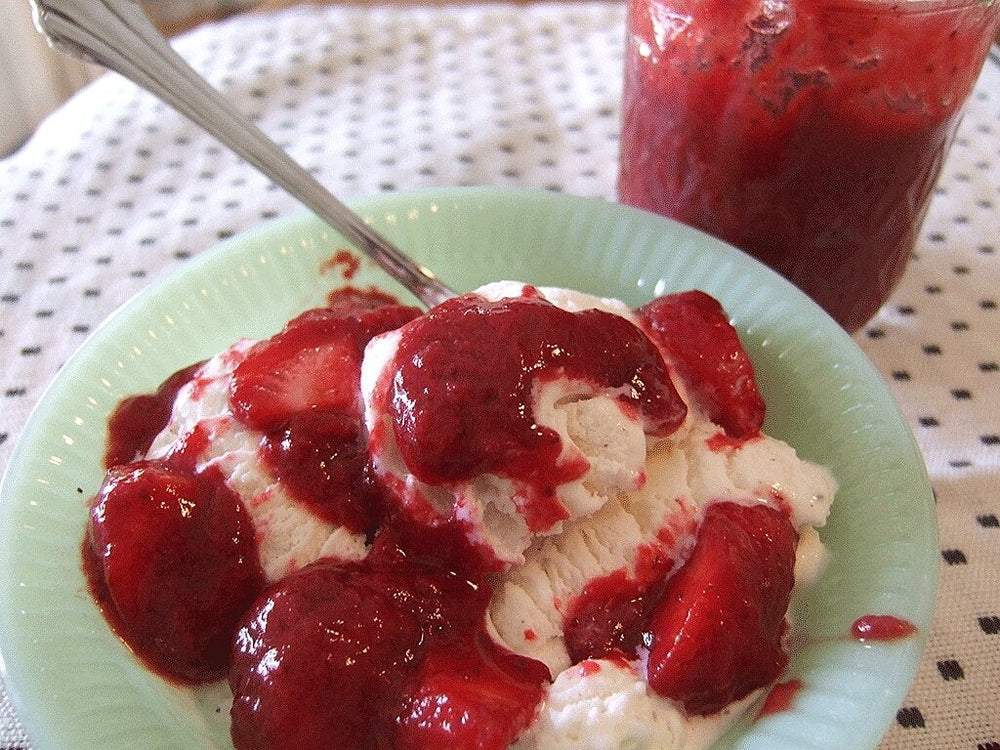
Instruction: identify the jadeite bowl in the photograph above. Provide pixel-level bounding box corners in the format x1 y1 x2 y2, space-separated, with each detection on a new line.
0 187 936 750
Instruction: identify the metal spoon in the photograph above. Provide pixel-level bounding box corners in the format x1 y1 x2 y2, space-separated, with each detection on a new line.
30 0 455 308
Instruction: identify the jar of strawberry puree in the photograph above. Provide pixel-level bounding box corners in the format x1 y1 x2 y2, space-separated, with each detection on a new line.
617 0 1000 332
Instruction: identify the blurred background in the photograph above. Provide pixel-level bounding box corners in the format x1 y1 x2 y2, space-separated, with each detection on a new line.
3 0 999 158
1 0 266 157
2 0 541 158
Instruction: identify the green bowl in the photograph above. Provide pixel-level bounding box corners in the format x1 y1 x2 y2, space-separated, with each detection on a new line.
0 187 936 749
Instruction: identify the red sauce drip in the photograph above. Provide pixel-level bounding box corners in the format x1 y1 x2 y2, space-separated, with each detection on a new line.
84 461 264 683
380 292 686 531
563 544 675 664
320 248 361 280
578 660 603 677
851 614 918 642
327 285 401 311
229 535 549 750
705 431 746 453
103 361 203 468
259 410 378 536
757 678 804 718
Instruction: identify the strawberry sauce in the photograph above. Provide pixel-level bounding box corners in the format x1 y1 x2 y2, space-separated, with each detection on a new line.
619 0 1000 332
377 291 687 531
756 678 804 719
103 361 204 467
84 460 265 683
851 614 918 643
563 546 676 664
230 304 420 534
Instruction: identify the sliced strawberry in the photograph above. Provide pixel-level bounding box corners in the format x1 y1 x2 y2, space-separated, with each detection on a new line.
394 633 549 750
644 501 798 715
228 549 546 750
87 460 264 683
637 290 765 439
229 560 427 750
229 304 419 432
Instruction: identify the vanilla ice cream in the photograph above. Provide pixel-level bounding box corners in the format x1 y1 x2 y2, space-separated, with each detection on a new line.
99 281 836 750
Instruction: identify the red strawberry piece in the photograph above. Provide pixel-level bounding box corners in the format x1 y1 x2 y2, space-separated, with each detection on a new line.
644 501 798 715
638 290 765 439
394 633 549 750
228 550 544 750
230 303 418 533
229 304 419 432
229 560 427 750
86 460 264 683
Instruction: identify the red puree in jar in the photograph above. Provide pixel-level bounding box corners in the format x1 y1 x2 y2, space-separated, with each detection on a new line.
618 0 1000 332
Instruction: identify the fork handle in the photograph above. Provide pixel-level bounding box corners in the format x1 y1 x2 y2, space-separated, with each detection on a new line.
31 0 454 307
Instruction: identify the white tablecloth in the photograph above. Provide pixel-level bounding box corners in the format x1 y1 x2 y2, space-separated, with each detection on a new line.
1 3 998 748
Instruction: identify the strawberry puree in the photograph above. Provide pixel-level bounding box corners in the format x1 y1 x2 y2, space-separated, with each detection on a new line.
104 361 204 468
229 535 549 750
84 461 264 683
756 678 804 718
619 0 1000 331
320 248 361 280
229 304 420 533
564 568 667 664
327 284 401 310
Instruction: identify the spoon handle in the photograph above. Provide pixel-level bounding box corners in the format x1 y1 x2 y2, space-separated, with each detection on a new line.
30 0 454 308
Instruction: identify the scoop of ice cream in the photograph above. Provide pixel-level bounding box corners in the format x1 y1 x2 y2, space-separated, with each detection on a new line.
89 281 839 748
680 419 835 529
361 282 686 567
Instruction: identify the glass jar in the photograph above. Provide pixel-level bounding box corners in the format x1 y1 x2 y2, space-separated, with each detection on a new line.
618 0 1000 332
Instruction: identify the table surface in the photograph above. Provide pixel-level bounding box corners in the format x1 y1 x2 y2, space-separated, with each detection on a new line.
1 3 998 749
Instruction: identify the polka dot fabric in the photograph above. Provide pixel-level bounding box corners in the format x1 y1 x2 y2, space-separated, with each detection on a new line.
0 4 997 748
857 48 1000 750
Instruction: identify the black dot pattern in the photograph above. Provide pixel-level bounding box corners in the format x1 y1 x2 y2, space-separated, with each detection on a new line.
856 45 1000 750
0 5 998 750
